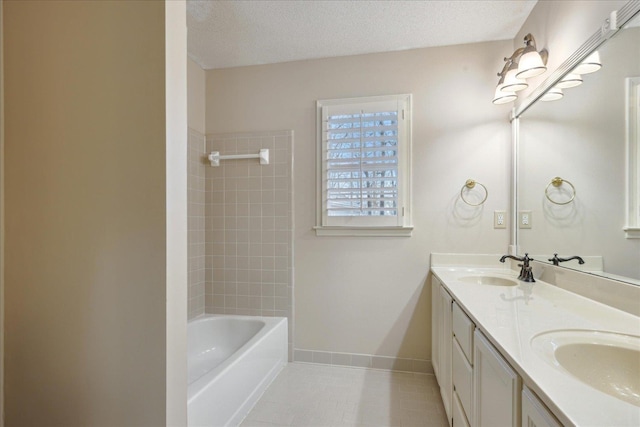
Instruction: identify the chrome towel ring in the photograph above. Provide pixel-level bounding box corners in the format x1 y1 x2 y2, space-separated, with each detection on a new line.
460 179 488 206
545 176 576 205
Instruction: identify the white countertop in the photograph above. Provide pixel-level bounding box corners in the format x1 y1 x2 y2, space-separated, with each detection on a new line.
431 266 640 427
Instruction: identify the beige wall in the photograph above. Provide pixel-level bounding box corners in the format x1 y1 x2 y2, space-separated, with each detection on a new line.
206 41 513 361
188 58 206 134
3 1 167 425
165 1 189 424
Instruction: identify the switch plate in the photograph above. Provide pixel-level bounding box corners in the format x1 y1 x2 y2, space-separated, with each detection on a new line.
494 211 506 229
519 210 532 229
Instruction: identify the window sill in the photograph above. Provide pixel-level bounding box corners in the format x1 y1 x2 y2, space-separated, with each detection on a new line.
623 226 640 239
313 226 413 237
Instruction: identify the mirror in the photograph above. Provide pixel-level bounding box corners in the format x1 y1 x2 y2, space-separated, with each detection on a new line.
517 11 640 283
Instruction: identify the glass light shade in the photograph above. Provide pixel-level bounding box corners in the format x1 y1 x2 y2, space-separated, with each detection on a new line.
556 73 583 89
516 50 547 79
501 68 528 92
540 87 563 102
492 86 517 105
574 51 601 74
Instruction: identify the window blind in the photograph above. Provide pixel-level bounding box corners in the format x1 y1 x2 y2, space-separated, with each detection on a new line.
324 107 400 218
316 94 412 234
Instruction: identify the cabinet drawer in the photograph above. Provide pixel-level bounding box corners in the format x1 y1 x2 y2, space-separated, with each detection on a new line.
453 338 473 423
453 301 475 364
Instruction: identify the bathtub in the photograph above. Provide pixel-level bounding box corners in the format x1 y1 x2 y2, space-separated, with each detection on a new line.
187 315 288 427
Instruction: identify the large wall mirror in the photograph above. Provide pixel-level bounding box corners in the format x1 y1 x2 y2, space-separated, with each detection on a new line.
516 5 640 283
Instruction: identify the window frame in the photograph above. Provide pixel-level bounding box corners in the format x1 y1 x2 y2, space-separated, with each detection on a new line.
315 94 413 237
625 76 640 238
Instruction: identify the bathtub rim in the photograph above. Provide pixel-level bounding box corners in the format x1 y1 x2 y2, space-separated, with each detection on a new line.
187 314 287 404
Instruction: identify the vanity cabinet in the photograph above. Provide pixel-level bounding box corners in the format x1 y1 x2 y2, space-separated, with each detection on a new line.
432 275 554 427
453 391 471 427
522 386 561 427
452 302 474 425
473 330 521 427
432 276 441 380
438 282 454 424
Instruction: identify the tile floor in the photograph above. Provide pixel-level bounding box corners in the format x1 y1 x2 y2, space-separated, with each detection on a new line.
240 362 449 427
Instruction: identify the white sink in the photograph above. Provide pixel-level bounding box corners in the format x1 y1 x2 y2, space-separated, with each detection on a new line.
531 330 640 407
458 275 518 287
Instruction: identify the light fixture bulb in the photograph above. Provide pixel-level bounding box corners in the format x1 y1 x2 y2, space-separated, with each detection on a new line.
502 68 528 92
516 49 547 79
556 73 583 89
574 51 601 74
540 87 563 102
492 86 517 104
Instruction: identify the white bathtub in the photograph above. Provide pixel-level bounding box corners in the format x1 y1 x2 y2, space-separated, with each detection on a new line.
187 315 288 427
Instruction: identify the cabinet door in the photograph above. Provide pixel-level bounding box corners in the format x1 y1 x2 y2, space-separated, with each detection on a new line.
453 391 470 427
473 330 521 427
439 285 453 425
432 276 441 382
522 386 561 427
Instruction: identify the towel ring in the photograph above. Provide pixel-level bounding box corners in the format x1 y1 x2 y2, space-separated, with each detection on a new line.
545 177 576 205
460 179 488 206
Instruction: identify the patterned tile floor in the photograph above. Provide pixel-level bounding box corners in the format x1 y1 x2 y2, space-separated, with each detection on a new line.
240 363 449 427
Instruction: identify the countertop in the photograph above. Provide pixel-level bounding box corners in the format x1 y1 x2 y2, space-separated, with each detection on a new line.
431 266 640 427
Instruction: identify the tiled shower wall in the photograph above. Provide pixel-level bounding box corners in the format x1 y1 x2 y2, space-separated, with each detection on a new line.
205 131 294 356
188 128 206 319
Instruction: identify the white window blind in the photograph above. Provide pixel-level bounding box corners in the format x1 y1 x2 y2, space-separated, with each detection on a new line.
316 95 412 234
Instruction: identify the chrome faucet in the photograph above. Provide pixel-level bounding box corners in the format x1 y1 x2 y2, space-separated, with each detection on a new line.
548 254 585 266
499 253 535 282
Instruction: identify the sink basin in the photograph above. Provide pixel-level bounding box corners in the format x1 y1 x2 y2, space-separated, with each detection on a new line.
458 275 518 286
531 330 640 406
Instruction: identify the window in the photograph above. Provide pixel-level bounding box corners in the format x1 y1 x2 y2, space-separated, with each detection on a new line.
625 76 640 238
315 94 413 236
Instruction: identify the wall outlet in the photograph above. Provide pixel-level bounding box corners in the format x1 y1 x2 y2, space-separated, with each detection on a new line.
519 210 532 229
494 211 506 229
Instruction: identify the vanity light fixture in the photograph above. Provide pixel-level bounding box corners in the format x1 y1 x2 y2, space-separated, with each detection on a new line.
556 73 583 89
540 87 564 102
543 51 601 102
516 34 549 79
493 33 548 105
493 74 518 104
573 51 602 74
501 62 529 92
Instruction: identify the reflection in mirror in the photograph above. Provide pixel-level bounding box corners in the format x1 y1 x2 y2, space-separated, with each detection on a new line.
517 12 640 283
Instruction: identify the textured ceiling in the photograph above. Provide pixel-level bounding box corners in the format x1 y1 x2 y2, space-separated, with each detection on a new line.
187 0 538 70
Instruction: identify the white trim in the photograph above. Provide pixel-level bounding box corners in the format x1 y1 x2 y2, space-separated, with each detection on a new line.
316 94 413 234
0 0 5 423
293 348 432 373
165 1 189 425
624 227 640 238
313 225 413 237
625 76 640 238
511 114 519 251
